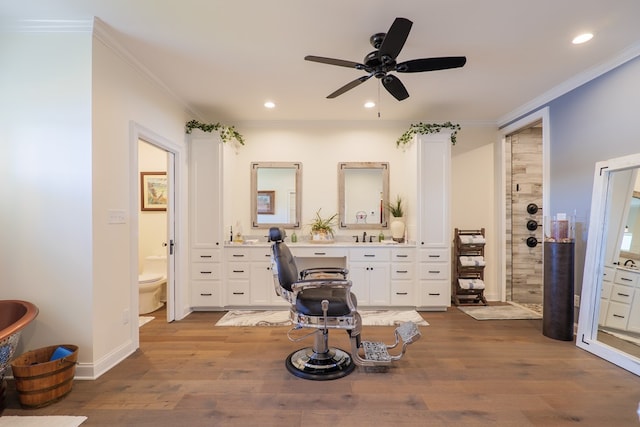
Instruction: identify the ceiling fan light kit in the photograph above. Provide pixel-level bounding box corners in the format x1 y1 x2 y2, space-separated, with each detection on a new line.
305 17 467 101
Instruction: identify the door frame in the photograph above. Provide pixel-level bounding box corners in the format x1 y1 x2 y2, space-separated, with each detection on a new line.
497 107 550 302
129 122 185 337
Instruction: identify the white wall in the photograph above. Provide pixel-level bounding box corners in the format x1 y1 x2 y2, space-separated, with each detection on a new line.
0 31 94 359
90 28 191 375
223 122 500 297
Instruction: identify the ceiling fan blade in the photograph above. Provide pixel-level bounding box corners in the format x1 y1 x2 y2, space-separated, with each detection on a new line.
396 56 467 73
378 18 412 61
305 55 364 69
327 74 373 98
382 74 409 101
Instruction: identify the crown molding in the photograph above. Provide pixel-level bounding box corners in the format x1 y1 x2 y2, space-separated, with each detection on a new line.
498 41 640 128
92 17 202 119
0 19 92 32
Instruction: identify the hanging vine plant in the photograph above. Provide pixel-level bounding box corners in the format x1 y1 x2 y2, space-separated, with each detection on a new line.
396 121 461 147
185 120 245 146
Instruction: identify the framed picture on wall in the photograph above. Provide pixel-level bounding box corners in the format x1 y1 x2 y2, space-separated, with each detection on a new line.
141 172 167 211
257 190 275 214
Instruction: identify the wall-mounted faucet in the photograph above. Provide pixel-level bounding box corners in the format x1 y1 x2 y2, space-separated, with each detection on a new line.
624 259 636 268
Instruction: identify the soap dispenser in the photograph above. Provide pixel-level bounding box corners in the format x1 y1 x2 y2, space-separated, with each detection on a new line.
291 230 297 243
378 230 384 242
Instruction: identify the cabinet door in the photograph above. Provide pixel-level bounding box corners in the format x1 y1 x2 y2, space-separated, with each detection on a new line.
349 263 369 305
189 135 222 248
417 134 451 248
368 263 390 305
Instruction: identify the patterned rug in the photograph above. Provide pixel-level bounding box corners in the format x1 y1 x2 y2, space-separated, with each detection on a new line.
215 310 429 327
457 302 542 320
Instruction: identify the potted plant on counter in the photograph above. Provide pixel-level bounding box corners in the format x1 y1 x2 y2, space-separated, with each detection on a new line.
387 195 406 242
309 209 337 243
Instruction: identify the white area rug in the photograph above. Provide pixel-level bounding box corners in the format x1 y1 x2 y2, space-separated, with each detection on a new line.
457 302 542 320
138 316 154 327
0 416 87 427
215 310 428 327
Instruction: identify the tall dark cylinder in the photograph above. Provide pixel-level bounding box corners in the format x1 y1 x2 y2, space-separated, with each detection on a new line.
543 242 575 340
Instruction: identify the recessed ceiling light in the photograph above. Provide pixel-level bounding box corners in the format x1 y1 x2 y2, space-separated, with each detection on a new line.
264 101 276 109
364 101 375 109
572 33 593 45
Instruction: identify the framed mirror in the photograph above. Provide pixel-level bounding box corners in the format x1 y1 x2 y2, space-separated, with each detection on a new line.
338 162 389 229
577 152 640 376
251 162 301 229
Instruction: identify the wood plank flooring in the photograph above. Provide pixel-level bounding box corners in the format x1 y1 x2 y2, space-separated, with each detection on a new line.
3 307 640 426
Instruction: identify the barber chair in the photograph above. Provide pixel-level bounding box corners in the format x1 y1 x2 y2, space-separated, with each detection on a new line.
269 227 421 380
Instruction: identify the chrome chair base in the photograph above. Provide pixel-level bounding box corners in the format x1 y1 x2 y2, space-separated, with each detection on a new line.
285 347 355 380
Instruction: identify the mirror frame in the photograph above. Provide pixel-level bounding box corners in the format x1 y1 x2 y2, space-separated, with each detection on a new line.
250 162 302 229
577 152 640 376
338 162 389 230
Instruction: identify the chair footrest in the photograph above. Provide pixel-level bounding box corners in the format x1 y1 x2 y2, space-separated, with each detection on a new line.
361 341 391 362
396 321 420 344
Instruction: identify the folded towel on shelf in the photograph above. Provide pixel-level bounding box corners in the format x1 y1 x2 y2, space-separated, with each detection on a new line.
459 234 486 244
459 256 486 266
458 278 486 290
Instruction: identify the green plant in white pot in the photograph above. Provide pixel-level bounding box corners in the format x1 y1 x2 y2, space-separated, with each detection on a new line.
309 209 337 243
387 195 406 242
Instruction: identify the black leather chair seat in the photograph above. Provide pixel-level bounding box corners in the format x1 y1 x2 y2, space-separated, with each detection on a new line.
295 286 358 317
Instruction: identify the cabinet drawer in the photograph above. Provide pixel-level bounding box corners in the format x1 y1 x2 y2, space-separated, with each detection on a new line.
391 282 414 306
192 248 221 263
191 281 221 307
391 263 415 279
602 266 615 282
225 248 250 261
227 282 250 305
292 247 347 258
391 248 415 262
226 262 250 279
610 284 634 304
250 247 272 262
191 263 221 280
614 269 639 287
418 282 450 307
349 248 390 262
419 264 448 280
419 248 449 263
605 301 630 329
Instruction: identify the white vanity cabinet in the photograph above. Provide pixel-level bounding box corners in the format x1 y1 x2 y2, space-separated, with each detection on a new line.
188 132 223 308
390 248 416 306
599 266 614 326
416 133 451 310
225 247 251 306
602 268 639 330
349 248 391 306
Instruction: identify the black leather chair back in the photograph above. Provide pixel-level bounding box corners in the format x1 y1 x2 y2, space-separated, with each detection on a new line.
269 227 298 292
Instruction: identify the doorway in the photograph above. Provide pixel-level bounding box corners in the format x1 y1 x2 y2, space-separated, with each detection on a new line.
499 108 550 308
131 122 182 325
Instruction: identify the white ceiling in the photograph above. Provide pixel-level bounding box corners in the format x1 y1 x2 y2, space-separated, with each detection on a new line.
3 0 640 125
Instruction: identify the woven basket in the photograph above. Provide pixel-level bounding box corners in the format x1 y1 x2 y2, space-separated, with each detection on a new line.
11 344 78 408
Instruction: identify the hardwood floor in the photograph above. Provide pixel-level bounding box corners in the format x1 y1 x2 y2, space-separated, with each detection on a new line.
3 307 640 426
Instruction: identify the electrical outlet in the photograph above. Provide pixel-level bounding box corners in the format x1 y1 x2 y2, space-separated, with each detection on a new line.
574 295 580 307
122 309 130 325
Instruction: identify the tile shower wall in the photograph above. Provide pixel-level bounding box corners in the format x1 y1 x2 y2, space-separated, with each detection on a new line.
506 125 544 304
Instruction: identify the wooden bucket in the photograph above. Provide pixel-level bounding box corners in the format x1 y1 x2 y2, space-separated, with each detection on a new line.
10 344 78 408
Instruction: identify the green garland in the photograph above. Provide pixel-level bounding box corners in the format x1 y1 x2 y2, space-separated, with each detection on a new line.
396 121 461 147
185 120 245 145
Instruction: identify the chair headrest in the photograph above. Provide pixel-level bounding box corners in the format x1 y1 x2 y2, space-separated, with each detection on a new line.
269 227 286 242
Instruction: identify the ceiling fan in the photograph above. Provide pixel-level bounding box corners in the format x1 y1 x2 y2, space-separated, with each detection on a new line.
304 17 466 101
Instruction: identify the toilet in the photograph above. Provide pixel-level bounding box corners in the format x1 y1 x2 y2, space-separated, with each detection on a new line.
138 255 167 314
